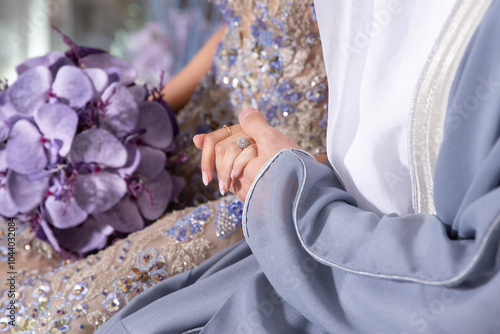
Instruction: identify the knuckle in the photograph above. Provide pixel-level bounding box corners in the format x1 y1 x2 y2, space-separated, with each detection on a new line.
215 142 225 155
204 134 216 146
229 144 241 155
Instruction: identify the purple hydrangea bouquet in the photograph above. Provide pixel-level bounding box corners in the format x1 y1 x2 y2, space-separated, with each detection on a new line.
0 30 184 254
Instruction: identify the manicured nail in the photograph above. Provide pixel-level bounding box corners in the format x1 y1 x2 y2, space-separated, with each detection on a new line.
230 170 235 179
219 180 225 195
202 172 209 186
239 107 256 122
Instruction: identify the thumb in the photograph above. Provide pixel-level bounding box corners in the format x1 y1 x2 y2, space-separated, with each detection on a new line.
239 107 270 141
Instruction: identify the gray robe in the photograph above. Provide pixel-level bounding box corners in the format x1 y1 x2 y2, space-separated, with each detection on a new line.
97 0 500 333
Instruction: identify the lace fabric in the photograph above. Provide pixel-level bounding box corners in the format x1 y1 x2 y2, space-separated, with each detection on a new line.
0 0 328 332
0 197 243 333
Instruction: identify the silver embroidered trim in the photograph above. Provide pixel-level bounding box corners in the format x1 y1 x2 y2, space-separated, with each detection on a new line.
409 0 492 214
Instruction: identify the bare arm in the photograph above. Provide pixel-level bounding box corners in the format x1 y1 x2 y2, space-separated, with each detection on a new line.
161 25 227 111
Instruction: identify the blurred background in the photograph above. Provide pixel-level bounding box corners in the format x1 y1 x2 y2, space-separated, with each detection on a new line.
0 0 222 87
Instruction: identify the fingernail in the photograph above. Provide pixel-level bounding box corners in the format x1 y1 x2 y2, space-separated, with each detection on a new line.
219 180 225 195
202 172 209 186
239 107 256 122
230 170 235 179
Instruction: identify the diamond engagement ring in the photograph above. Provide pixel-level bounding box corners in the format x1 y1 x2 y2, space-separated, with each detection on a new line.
236 137 250 149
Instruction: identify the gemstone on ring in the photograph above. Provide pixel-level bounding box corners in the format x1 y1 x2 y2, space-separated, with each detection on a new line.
236 137 250 149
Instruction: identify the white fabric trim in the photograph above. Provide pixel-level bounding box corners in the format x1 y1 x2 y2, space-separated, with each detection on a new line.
315 0 458 215
409 0 492 214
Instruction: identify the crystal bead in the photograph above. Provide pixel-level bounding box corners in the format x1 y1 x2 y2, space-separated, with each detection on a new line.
73 284 84 295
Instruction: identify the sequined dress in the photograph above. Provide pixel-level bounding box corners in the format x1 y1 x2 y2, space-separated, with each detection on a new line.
0 0 328 332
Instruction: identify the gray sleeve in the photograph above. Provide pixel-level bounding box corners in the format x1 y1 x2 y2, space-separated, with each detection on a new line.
243 148 500 286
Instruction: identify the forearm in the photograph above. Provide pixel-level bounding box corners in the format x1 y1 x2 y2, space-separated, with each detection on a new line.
161 25 227 111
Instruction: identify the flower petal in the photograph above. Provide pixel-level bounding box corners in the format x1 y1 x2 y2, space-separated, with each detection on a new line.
0 101 21 121
16 52 72 77
49 56 75 77
45 196 88 229
70 128 127 168
15 55 50 75
94 197 144 233
52 65 94 109
39 217 61 252
0 108 11 141
100 83 139 138
0 188 18 217
34 104 78 157
82 53 137 85
6 119 48 174
135 146 166 181
54 215 111 253
136 101 173 150
83 68 109 95
0 145 17 216
6 170 49 213
128 85 147 103
137 170 172 220
0 143 7 171
117 144 141 178
7 66 51 117
170 175 186 203
74 172 127 214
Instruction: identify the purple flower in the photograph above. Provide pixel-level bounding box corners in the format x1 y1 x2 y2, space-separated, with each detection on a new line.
0 32 184 255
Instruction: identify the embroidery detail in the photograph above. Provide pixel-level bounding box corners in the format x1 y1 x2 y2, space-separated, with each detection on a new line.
71 303 88 319
13 293 71 334
69 283 88 301
101 292 123 314
113 248 168 303
214 198 244 238
166 205 213 242
0 204 215 333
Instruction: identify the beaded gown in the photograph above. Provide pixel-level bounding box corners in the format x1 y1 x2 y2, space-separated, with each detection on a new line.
0 0 328 332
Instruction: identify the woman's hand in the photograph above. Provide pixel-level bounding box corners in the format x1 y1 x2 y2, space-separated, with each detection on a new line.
194 107 301 201
193 124 257 195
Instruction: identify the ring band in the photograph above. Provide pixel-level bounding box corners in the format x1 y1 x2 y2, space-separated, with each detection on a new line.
222 125 232 136
237 137 250 149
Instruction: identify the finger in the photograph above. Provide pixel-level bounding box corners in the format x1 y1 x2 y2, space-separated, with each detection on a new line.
228 174 250 201
238 107 272 145
231 144 257 179
240 107 301 152
194 124 241 150
200 125 241 185
193 134 206 150
227 156 263 200
215 135 254 195
215 139 239 195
